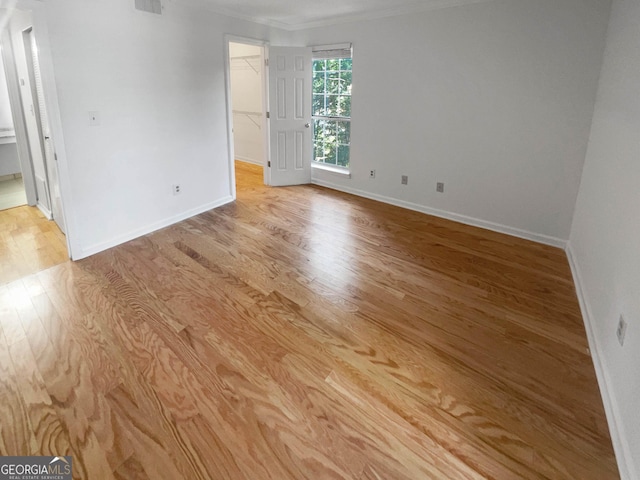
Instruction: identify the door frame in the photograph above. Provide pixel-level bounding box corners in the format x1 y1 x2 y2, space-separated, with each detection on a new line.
223 34 270 196
1 4 74 258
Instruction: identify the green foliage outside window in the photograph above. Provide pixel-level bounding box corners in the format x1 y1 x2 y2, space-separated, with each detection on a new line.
312 58 352 168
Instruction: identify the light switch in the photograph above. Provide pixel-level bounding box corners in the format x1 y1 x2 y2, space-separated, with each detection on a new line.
89 111 100 126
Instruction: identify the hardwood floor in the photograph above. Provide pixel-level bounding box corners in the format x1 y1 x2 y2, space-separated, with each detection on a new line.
0 205 68 285
0 160 618 479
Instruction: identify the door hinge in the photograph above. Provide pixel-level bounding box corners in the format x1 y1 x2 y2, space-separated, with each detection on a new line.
54 152 58 161
268 161 271 168
265 58 269 67
266 111 270 119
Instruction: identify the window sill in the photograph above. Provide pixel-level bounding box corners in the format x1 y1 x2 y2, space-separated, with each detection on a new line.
312 163 351 178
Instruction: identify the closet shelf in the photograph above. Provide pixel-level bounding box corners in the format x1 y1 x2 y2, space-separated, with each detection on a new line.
233 110 262 129
230 54 261 74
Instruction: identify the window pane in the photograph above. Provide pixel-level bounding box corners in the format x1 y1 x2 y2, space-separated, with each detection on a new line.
313 59 325 72
337 121 350 145
314 119 338 165
322 135 337 164
313 119 325 162
324 119 337 140
339 71 352 94
313 72 326 94
314 140 324 162
340 58 352 71
326 59 340 71
327 95 339 116
337 145 350 167
324 121 337 165
324 151 337 165
338 96 351 117
326 71 341 95
313 94 325 116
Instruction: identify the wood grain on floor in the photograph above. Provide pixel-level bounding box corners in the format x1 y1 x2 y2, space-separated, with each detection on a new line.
0 205 67 285
0 161 618 479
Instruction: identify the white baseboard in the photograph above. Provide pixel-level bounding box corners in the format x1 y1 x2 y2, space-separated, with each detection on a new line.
312 178 567 248
235 156 263 166
566 242 636 480
77 196 234 260
37 202 53 220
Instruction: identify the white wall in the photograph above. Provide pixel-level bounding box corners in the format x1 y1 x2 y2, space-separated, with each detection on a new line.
28 0 611 256
37 0 286 258
0 52 14 129
293 0 610 245
568 0 640 477
229 42 264 165
0 144 21 176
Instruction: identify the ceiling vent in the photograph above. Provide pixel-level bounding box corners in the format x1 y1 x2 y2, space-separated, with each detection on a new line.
135 0 162 15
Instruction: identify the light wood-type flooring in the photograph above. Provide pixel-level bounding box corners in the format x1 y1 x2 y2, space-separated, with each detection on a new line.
0 205 68 285
0 160 618 479
0 175 28 211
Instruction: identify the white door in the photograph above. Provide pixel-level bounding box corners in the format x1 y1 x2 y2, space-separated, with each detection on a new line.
28 29 65 233
19 29 51 217
268 47 312 187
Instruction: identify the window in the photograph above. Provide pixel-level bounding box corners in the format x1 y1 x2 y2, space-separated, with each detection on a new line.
312 45 352 169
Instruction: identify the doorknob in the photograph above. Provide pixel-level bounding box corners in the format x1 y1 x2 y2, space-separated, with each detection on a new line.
305 123 310 128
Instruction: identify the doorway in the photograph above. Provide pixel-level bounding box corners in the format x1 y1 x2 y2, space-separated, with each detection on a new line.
0 8 69 283
0 40 27 210
1 10 65 230
226 39 268 191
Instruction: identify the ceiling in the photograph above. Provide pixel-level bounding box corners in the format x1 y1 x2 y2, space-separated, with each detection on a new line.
196 0 496 30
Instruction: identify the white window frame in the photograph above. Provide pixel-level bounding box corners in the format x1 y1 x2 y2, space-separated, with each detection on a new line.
311 44 352 175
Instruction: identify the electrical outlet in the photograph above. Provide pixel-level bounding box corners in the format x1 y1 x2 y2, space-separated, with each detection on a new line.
436 182 445 193
369 170 376 179
173 184 181 195
616 315 627 346
401 175 408 185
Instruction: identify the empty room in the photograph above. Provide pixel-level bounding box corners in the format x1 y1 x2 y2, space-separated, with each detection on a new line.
0 0 638 478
